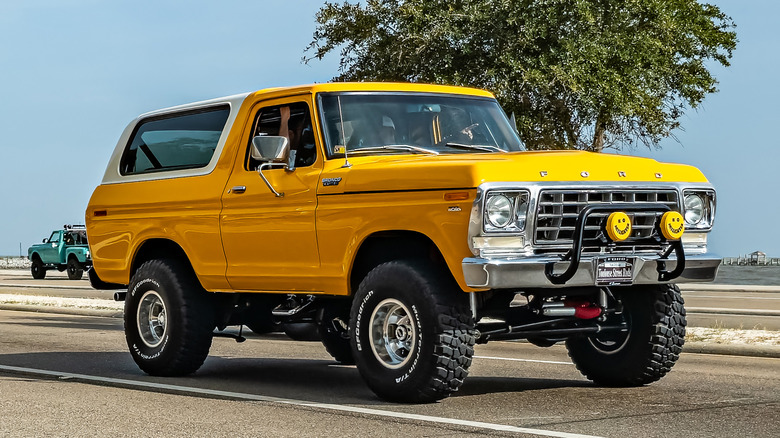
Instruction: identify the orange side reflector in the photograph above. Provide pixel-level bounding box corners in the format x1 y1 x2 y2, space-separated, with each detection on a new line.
444 192 469 201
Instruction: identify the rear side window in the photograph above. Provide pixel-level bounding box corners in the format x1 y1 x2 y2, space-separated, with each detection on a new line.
120 105 230 175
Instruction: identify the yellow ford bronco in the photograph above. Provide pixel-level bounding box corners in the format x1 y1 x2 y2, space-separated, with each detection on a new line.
86 82 719 403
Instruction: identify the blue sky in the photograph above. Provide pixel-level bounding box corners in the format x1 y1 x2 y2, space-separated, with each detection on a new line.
0 0 775 258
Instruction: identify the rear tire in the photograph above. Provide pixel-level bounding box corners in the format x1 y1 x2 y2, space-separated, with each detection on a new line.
566 284 686 386
124 258 215 376
319 304 354 364
67 258 83 280
88 267 122 290
31 257 46 279
350 260 475 403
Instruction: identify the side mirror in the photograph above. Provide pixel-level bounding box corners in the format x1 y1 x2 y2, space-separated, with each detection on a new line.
43 238 48 243
252 136 289 163
250 136 290 198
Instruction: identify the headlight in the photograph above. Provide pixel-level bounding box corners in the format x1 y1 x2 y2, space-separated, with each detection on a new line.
484 191 529 232
684 193 704 225
486 195 513 228
683 190 715 230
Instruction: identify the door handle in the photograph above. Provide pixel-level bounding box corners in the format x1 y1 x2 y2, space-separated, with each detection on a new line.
229 186 247 194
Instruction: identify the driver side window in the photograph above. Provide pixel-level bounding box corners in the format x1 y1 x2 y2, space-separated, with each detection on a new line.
246 102 317 170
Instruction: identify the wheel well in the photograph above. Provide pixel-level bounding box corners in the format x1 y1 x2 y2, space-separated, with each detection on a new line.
131 239 193 279
30 253 41 262
349 231 454 294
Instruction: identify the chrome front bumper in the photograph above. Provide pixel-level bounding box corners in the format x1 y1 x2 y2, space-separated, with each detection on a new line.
462 252 721 289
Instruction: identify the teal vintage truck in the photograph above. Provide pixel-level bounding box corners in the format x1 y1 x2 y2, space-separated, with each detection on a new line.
27 225 92 280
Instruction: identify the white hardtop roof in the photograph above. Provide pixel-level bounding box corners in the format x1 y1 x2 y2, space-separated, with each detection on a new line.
137 92 251 119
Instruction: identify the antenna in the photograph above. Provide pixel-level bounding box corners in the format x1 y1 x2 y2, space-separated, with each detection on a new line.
338 95 351 168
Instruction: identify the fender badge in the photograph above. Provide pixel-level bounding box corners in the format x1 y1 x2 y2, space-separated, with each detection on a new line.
581 171 589 178
655 173 663 179
618 171 626 177
540 171 548 177
322 177 342 187
448 206 462 212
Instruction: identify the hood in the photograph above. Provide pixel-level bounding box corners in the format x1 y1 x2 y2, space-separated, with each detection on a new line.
318 150 709 194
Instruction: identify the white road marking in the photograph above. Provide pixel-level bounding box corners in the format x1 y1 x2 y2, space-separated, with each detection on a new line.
0 364 602 438
475 355 573 366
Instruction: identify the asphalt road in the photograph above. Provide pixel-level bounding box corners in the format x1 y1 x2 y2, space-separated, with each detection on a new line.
1 309 778 437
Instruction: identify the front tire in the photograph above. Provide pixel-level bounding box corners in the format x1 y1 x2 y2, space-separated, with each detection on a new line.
125 258 215 376
350 260 475 403
566 284 686 386
67 258 83 280
31 257 46 279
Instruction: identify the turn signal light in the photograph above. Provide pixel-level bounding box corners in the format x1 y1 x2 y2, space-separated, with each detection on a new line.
444 192 469 201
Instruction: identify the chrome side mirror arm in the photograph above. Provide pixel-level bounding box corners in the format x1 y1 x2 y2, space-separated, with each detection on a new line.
251 135 293 197
257 163 285 197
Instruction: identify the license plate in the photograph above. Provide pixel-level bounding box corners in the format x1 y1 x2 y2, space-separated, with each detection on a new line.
596 256 635 286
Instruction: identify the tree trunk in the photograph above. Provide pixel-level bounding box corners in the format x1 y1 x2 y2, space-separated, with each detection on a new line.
591 111 606 152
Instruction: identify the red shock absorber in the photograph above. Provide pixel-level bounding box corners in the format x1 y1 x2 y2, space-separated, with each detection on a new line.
564 300 602 319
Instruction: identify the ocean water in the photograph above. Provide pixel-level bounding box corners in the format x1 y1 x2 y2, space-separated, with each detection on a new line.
714 265 780 286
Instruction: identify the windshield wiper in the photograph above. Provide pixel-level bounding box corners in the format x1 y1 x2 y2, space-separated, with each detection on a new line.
444 143 508 153
349 145 440 155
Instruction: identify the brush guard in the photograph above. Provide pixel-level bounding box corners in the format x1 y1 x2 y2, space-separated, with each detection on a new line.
544 203 686 286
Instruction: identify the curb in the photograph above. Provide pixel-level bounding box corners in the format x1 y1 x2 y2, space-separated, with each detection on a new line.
686 307 780 317
684 341 780 359
0 283 94 291
0 303 123 318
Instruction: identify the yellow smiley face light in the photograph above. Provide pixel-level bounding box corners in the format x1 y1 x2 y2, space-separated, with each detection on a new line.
606 212 632 242
660 211 685 240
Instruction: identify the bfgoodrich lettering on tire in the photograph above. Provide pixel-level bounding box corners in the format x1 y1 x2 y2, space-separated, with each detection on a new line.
125 258 215 376
566 283 686 386
350 260 475 403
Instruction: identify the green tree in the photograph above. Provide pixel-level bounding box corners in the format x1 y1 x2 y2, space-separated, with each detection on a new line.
305 0 737 151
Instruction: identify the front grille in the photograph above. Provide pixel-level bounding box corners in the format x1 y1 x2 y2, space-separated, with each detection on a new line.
534 189 679 246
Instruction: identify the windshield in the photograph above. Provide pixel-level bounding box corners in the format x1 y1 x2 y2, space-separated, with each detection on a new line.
318 93 524 157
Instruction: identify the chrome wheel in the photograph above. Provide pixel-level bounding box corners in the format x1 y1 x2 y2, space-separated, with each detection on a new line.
137 290 167 348
369 298 417 369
